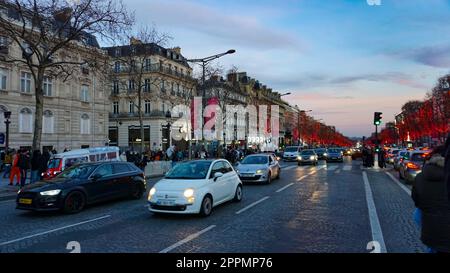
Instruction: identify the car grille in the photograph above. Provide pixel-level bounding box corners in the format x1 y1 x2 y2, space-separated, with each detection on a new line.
150 204 187 211
240 175 262 181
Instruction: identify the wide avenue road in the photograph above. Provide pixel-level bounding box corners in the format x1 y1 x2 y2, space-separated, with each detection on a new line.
0 157 426 253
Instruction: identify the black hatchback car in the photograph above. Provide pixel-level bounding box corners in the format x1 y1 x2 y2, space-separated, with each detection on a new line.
16 161 146 214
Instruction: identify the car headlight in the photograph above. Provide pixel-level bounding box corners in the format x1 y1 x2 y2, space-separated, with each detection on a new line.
148 187 156 200
323 153 328 156
184 188 194 198
297 156 302 160
310 156 315 160
39 189 61 196
256 169 265 174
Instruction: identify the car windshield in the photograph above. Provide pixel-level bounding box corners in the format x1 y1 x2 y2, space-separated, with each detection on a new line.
48 158 61 169
411 153 427 162
315 149 326 153
392 150 400 155
241 156 268 165
284 147 298 152
327 149 340 153
165 161 212 179
301 150 314 155
56 164 97 179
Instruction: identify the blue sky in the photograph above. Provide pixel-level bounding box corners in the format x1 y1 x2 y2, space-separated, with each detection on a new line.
121 0 450 137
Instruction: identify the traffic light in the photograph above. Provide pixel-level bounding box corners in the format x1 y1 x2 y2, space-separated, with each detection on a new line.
374 112 382 126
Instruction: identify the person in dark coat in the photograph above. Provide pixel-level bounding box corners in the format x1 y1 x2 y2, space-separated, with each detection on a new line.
18 149 31 188
412 146 450 253
30 150 42 183
378 148 386 168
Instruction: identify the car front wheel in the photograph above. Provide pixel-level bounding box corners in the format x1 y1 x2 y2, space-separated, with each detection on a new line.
199 195 213 217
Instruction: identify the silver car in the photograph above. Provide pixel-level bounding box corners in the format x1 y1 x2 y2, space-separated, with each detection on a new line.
297 149 319 166
235 154 281 184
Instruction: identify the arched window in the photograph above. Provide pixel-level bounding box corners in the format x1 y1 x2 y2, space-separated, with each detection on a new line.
19 107 33 133
80 113 90 135
43 110 54 134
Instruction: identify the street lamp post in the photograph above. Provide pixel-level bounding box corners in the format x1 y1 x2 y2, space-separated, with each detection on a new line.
186 49 236 159
4 111 11 152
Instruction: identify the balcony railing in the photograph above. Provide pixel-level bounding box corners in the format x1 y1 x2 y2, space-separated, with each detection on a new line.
113 64 194 81
109 110 167 119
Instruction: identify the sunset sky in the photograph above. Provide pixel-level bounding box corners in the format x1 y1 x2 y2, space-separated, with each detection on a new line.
122 0 450 137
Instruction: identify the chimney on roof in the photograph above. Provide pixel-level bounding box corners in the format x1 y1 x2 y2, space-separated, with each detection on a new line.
172 47 181 54
54 7 73 23
227 72 238 82
130 37 142 45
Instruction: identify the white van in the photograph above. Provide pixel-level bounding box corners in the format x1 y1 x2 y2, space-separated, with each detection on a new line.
43 146 121 179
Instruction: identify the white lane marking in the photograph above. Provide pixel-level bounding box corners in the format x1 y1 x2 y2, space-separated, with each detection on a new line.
343 165 352 171
385 172 411 195
0 199 15 204
283 165 296 170
335 169 341 174
276 183 295 193
327 166 338 171
235 196 270 215
362 171 387 253
159 225 216 253
0 215 111 247
297 175 308 181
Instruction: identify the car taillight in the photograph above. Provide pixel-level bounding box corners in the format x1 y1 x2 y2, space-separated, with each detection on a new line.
406 162 420 170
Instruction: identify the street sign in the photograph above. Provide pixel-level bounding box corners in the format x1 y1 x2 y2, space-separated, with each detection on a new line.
0 133 4 144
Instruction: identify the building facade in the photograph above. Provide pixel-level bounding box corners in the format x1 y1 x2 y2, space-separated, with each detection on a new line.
104 41 196 152
0 29 109 152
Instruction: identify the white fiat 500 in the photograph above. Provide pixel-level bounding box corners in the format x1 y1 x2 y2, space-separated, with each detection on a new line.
148 159 243 216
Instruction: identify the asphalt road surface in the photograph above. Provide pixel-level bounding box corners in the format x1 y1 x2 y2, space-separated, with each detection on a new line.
0 157 426 253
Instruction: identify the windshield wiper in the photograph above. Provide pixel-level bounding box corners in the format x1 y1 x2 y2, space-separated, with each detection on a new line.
165 176 202 179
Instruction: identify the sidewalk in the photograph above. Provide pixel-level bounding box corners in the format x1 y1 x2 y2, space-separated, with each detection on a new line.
0 171 26 201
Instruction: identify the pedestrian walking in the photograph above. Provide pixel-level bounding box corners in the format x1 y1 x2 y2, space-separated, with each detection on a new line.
30 150 42 183
411 145 450 253
9 150 20 185
18 149 31 188
2 150 12 179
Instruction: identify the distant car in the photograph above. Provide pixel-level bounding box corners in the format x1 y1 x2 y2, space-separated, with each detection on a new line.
398 151 428 184
283 146 300 162
326 148 344 163
351 148 363 160
393 150 409 170
236 154 281 184
16 162 146 214
148 159 242 216
315 148 327 160
386 149 400 164
343 148 352 156
297 149 318 166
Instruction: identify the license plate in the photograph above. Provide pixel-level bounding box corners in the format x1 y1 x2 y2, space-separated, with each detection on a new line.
241 173 254 177
157 199 175 206
19 198 32 205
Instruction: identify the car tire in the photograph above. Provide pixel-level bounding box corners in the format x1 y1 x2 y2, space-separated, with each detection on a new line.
233 185 243 202
63 191 86 214
199 195 213 217
130 182 144 199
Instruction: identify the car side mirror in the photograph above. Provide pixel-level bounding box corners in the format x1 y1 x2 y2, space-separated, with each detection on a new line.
91 173 102 181
213 172 223 181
